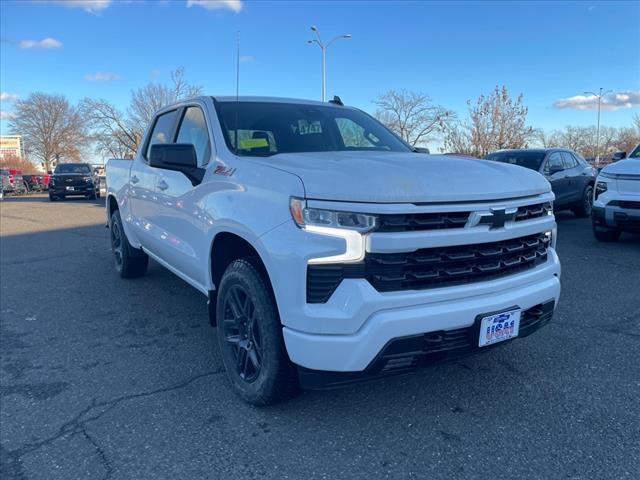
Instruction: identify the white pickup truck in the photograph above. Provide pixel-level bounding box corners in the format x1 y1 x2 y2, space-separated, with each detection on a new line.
106 96 561 405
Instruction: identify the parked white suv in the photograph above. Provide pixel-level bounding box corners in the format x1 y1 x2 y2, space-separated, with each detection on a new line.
106 96 561 404
592 151 640 241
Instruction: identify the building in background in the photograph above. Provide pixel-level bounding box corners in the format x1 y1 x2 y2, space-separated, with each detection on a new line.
0 135 23 160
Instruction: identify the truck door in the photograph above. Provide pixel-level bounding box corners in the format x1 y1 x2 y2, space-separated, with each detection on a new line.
129 109 180 255
152 105 211 289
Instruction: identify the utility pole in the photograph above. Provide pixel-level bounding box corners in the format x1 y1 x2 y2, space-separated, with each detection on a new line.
307 26 351 102
584 88 613 166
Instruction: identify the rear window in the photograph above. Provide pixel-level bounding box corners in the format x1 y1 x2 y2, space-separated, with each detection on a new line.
485 151 545 171
54 164 92 174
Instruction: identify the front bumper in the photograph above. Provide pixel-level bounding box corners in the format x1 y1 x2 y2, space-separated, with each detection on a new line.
592 204 640 233
299 300 555 389
49 185 95 196
283 252 560 373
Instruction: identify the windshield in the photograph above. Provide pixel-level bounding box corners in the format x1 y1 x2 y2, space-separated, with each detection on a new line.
215 101 411 156
629 145 640 159
485 151 545 171
54 164 92 174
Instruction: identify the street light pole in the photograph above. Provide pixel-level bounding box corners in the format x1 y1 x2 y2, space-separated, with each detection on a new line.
584 88 613 166
308 26 351 102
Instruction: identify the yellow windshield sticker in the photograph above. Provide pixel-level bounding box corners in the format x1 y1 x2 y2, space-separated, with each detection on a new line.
239 138 268 149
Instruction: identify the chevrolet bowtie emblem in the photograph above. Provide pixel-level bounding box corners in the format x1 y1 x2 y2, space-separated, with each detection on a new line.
478 207 517 229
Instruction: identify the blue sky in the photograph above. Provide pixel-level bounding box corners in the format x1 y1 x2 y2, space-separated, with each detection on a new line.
1 0 639 152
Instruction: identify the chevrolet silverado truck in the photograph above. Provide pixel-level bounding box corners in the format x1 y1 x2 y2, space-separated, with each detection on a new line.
106 96 561 405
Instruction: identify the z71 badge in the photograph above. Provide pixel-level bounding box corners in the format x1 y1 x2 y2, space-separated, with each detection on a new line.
214 165 236 177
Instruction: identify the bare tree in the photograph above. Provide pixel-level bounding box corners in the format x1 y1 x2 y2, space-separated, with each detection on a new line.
374 89 453 148
444 85 533 157
534 125 640 159
128 67 202 128
8 93 88 171
82 67 202 159
80 99 141 159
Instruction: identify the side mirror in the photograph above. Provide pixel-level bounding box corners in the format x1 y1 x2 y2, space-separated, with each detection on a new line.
548 165 563 175
413 147 430 154
149 143 204 186
612 151 626 161
47 170 52 175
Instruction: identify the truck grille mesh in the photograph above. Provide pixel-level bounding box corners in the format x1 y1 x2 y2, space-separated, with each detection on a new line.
307 232 549 302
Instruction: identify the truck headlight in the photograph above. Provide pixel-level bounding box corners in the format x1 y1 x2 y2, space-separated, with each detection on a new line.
289 197 377 233
595 181 607 200
290 197 377 264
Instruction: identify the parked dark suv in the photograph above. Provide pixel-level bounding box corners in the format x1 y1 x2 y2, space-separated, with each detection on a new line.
48 163 98 201
485 148 597 217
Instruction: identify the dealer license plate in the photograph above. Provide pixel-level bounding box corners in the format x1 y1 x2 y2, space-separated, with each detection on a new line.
478 309 521 347
66 186 75 191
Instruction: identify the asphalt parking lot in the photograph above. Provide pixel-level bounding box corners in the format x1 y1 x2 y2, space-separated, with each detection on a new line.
1 193 639 480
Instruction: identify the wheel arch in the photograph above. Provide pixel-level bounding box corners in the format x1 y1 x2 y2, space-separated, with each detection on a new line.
208 230 280 326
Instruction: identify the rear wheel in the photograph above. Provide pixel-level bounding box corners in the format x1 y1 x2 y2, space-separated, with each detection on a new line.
110 210 148 278
572 185 593 218
216 259 298 405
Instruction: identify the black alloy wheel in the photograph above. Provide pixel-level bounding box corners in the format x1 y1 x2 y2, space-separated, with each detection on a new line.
221 284 262 383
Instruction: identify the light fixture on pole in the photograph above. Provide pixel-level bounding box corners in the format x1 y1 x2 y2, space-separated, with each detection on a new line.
307 26 351 102
584 88 613 166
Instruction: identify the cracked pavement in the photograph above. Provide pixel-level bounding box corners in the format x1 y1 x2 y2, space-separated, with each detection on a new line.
1 194 639 479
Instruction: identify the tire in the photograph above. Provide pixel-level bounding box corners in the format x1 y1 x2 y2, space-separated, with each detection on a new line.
572 185 594 218
96 190 101 199
49 194 57 202
88 191 97 200
592 218 621 242
110 209 148 278
216 258 298 405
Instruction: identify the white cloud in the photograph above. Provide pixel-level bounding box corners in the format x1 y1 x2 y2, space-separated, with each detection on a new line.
239 55 255 63
0 93 20 102
186 0 243 13
553 90 640 112
52 1 112 13
19 37 63 49
84 72 121 81
0 111 16 120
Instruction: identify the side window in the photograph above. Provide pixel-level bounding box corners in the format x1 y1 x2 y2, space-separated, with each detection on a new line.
335 117 380 149
561 152 577 169
545 152 564 174
176 107 211 166
145 110 178 160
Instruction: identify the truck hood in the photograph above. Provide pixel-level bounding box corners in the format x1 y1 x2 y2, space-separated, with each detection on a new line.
263 151 550 203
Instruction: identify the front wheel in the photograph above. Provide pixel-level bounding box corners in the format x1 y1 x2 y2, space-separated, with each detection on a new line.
110 210 148 278
573 185 593 218
216 259 298 405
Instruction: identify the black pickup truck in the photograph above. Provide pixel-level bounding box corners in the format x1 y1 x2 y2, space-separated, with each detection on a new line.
48 163 98 201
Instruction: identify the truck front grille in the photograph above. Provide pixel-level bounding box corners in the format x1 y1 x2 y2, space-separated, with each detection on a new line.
306 232 549 302
367 232 549 292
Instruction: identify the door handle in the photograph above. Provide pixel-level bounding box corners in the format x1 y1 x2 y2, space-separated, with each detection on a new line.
157 180 169 191
130 175 139 184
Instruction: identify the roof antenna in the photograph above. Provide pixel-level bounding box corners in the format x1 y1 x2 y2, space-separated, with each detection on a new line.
235 31 240 155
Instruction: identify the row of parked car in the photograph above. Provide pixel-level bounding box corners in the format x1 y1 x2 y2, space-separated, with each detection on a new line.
485 144 640 242
1 165 107 200
0 169 51 196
